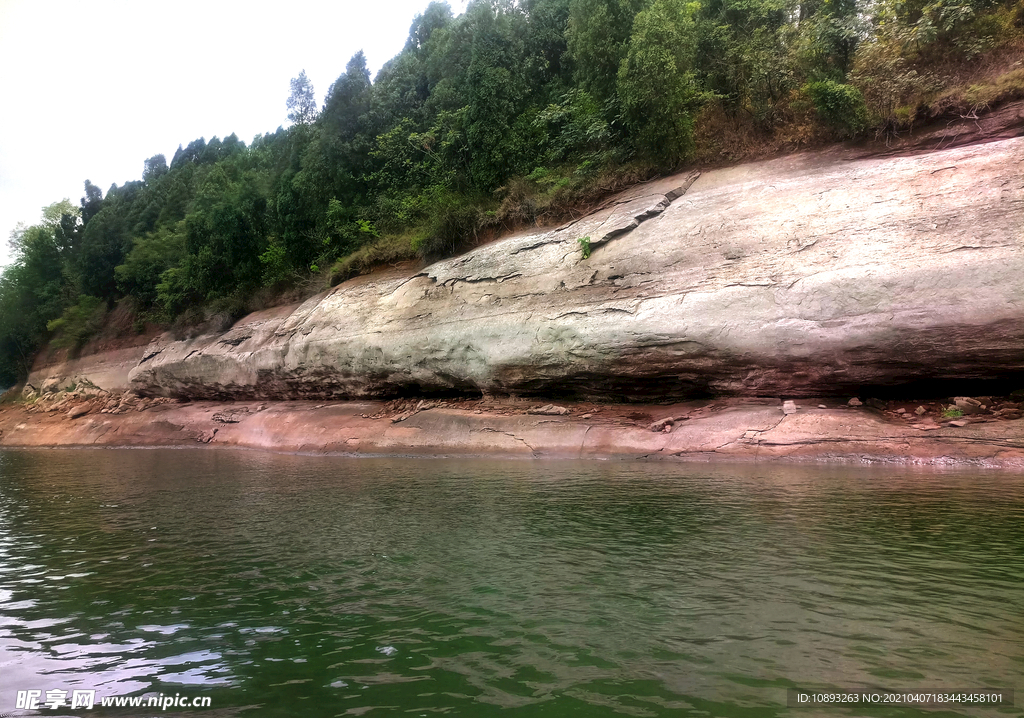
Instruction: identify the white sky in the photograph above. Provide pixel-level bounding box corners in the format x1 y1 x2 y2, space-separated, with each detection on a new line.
0 0 467 265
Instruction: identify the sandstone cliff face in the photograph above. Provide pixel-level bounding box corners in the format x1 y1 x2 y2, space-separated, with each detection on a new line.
126 136 1024 400
25 343 150 395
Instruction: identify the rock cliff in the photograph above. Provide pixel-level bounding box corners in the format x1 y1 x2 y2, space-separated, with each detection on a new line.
122 135 1024 401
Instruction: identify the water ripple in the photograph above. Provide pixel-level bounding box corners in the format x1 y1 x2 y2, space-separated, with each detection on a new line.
0 451 1021 716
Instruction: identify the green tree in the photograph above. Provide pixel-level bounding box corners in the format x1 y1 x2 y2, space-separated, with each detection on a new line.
115 222 186 308
794 0 865 79
566 0 648 103
462 0 545 190
693 0 797 124
39 199 82 257
143 154 169 184
287 70 318 125
80 180 104 226
300 52 374 209
323 52 373 142
406 1 455 53
171 138 206 169
77 202 130 299
175 162 269 302
522 0 574 102
0 220 69 384
617 0 701 163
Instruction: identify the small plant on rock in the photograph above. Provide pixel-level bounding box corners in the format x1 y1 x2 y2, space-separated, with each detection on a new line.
578 236 592 260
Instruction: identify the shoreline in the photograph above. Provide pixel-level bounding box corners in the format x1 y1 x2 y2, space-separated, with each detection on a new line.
8 121 1024 470
2 397 1023 468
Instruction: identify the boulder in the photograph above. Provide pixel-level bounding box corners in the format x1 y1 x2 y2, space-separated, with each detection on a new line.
954 397 984 415
196 429 218 444
67 404 91 419
41 377 61 394
212 407 251 424
528 404 570 416
127 137 1024 401
649 417 674 432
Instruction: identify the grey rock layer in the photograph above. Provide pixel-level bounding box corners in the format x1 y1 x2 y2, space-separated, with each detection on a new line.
129 137 1024 400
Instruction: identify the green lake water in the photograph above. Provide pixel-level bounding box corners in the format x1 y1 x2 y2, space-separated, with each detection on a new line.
0 450 1021 717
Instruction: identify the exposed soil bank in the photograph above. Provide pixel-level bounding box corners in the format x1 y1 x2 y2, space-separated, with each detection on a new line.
2 397 1023 468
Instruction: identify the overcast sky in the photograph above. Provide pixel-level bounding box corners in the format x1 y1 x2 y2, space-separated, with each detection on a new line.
0 0 467 265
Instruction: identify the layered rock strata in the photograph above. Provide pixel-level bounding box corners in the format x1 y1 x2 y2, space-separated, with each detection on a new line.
122 135 1024 401
2 397 1023 468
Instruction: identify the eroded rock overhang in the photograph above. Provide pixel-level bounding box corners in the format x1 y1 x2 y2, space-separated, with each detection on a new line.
128 137 1024 401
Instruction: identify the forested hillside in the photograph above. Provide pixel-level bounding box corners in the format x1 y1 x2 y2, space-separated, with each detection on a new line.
1 0 1021 386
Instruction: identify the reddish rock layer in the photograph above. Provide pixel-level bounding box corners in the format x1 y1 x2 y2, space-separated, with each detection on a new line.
2 398 1022 468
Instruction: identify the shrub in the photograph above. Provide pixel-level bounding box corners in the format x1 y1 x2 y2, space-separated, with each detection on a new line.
259 239 293 286
494 178 539 227
46 296 107 349
962 67 1024 108
329 232 418 286
805 80 869 135
849 38 937 131
413 198 483 259
535 90 614 166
